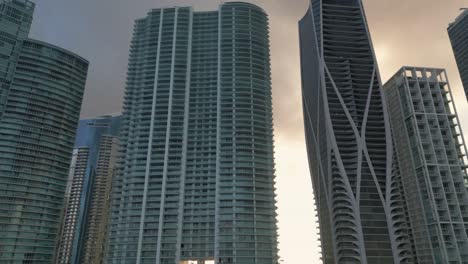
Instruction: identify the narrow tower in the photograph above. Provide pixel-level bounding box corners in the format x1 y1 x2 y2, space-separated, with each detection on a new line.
299 0 413 263
107 2 278 264
57 115 121 264
385 67 468 263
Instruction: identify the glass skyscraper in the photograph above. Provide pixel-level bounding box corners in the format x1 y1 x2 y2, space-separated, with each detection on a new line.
448 9 468 101
385 67 468 263
0 38 88 262
107 2 278 264
0 0 34 117
299 0 413 263
57 115 121 264
0 1 89 263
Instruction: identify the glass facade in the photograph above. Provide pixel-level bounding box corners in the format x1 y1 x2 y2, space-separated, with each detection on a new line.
57 116 121 264
299 0 413 263
0 0 34 117
448 9 468 101
0 37 88 263
385 67 468 263
107 2 278 264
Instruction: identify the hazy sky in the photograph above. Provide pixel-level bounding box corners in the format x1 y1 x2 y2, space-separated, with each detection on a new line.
29 0 468 263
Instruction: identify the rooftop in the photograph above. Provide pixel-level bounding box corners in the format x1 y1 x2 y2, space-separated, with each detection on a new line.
449 8 468 28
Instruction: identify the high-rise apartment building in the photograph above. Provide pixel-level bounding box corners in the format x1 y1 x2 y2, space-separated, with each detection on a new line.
385 67 468 263
448 9 468 100
0 38 88 263
57 116 121 264
0 1 89 263
299 0 414 263
107 2 278 264
0 0 34 116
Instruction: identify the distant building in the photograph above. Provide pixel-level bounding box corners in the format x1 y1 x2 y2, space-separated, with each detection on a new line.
384 67 468 263
57 115 121 264
448 9 468 100
0 1 89 262
107 2 278 264
299 0 414 263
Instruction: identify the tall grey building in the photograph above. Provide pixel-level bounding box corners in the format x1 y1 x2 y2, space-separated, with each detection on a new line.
107 2 278 264
299 0 413 263
448 9 468 100
385 67 468 263
57 116 121 264
0 0 34 116
0 39 88 263
0 1 89 263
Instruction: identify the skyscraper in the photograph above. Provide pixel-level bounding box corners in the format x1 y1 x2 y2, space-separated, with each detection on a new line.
0 0 34 117
0 1 89 262
57 115 121 264
448 9 468 100
385 67 468 263
299 0 413 263
0 38 88 263
107 2 278 264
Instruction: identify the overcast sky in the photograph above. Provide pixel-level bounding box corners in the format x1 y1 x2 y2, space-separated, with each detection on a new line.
29 0 468 263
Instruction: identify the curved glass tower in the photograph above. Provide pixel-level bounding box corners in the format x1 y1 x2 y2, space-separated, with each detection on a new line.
107 2 278 264
299 0 413 263
0 38 88 263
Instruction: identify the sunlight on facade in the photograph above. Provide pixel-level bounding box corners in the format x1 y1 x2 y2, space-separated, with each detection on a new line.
180 260 215 264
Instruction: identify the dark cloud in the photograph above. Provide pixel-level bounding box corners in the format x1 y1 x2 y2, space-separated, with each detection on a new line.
29 0 466 137
29 0 308 133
